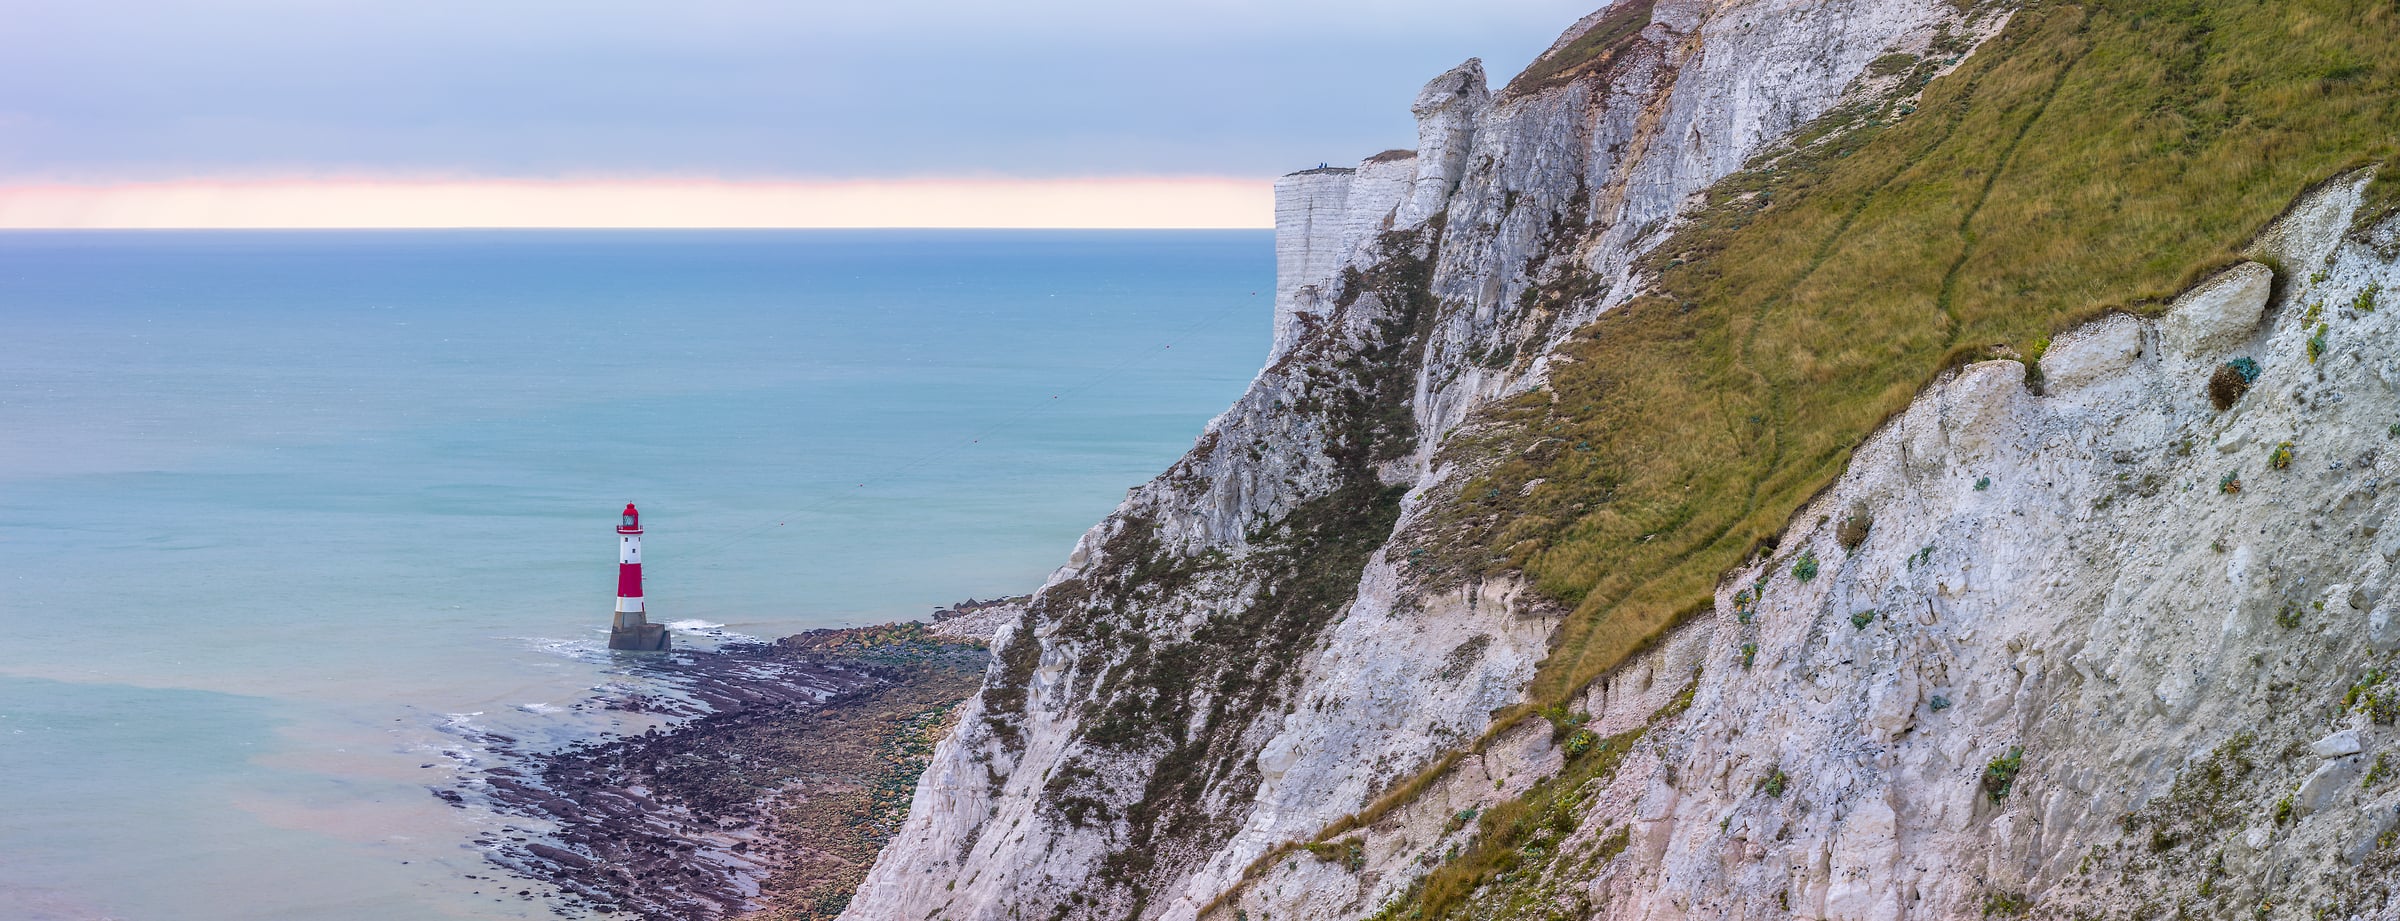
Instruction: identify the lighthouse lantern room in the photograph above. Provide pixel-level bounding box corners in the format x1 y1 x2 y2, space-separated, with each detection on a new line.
608 503 669 651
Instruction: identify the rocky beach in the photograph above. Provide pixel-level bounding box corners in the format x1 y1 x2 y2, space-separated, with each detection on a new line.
445 621 994 920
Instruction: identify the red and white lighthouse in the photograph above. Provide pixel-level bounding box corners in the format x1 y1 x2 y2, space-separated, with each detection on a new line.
608 503 669 651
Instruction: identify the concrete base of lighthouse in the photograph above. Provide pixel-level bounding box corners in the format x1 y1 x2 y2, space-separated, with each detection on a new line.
608 611 670 652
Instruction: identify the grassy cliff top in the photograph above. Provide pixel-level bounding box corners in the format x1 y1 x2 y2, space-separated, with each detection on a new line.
1462 0 2400 718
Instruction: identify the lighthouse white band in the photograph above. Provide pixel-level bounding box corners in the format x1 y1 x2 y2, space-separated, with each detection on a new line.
620 534 641 564
616 595 646 614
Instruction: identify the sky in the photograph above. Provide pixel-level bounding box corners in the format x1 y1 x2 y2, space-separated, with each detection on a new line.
0 0 1601 227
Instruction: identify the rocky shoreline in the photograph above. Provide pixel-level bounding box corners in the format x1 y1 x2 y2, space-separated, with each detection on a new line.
442 621 992 920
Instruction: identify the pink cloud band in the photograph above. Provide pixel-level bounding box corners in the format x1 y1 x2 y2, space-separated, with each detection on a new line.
0 177 1273 229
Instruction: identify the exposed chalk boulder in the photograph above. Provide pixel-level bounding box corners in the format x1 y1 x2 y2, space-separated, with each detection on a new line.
2298 756 2369 815
2161 261 2274 357
2038 311 2145 391
2312 729 2365 759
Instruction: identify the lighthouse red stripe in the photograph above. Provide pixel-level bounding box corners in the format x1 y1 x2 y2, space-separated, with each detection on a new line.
618 562 643 597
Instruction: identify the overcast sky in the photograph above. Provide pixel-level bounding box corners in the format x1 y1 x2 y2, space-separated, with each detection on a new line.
0 1 1599 184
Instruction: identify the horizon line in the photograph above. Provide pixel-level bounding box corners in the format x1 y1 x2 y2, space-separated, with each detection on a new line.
0 177 1276 230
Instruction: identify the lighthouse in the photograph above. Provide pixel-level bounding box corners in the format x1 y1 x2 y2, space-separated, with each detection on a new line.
608 503 669 651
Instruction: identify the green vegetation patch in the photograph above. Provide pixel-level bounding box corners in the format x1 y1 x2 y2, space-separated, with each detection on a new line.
1303 838 1368 872
1357 681 1696 921
2346 668 2398 723
1984 890 2032 917
1366 726 1645 921
1984 746 2026 803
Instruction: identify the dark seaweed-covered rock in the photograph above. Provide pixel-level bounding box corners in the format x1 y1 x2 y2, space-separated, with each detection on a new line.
441 623 987 921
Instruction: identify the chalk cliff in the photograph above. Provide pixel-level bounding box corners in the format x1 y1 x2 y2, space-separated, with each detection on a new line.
837 1 2400 919
842 2 1981 918
1221 174 2400 921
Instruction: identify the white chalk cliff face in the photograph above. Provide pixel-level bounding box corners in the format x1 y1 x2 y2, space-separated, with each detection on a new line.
841 2 1984 919
1249 173 2400 921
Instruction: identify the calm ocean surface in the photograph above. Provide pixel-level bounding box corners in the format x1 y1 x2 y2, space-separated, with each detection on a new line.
0 230 1271 919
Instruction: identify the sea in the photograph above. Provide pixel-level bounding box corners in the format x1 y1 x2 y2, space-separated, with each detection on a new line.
0 229 1272 920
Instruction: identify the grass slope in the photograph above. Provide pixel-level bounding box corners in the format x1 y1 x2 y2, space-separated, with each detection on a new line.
1457 0 2400 712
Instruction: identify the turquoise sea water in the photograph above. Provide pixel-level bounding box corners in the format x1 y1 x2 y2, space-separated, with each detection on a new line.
0 230 1271 919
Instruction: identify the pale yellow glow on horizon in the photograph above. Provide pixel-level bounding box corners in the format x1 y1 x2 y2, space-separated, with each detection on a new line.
0 177 1274 229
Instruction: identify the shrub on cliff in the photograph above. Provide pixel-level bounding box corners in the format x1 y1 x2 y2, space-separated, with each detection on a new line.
2211 357 2260 410
1730 586 1758 624
1562 728 1600 758
1984 747 2025 803
1983 891 2030 917
1835 510 1872 551
1537 703 1587 740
